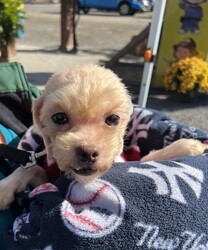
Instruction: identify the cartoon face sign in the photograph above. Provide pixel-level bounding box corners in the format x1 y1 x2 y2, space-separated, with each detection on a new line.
174 46 194 60
173 38 198 60
179 0 207 34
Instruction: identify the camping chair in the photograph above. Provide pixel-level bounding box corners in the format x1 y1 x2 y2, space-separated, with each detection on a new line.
0 62 41 250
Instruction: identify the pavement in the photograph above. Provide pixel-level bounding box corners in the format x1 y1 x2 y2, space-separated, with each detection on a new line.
14 3 208 133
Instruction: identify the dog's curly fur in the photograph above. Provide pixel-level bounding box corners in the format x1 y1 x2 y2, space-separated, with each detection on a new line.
32 64 133 183
0 64 207 210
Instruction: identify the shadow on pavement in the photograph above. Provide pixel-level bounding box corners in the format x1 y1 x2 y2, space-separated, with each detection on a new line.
17 49 60 54
146 89 208 110
105 62 208 112
26 62 208 114
17 48 118 60
27 72 52 86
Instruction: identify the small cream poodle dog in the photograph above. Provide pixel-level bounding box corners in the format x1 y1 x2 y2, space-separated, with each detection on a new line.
0 64 207 210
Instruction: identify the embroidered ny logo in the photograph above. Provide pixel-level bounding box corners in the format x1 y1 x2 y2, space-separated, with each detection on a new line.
126 108 153 145
129 161 204 204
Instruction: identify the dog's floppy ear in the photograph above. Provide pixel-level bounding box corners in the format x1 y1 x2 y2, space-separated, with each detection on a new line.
32 96 53 160
32 95 44 133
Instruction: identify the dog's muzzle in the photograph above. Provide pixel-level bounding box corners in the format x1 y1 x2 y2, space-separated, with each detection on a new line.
73 146 99 176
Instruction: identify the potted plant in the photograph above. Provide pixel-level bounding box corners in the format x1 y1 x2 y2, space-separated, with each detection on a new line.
163 56 208 101
0 0 25 61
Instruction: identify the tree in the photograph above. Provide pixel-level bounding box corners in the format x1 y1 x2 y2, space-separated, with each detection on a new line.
60 0 78 53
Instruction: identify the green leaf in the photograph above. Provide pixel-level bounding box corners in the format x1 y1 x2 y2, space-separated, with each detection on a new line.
0 0 25 46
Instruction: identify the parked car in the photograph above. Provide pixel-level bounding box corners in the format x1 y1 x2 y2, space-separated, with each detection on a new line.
77 0 151 16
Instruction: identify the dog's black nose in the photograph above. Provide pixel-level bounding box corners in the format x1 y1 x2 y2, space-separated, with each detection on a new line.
75 147 99 164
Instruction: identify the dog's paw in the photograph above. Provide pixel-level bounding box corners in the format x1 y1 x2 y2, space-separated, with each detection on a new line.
141 139 208 162
181 138 208 156
0 178 16 210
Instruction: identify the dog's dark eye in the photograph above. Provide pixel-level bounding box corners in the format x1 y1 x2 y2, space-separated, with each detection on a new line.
51 112 69 125
105 115 120 126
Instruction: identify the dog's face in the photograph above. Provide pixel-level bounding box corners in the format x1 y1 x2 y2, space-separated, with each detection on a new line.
32 64 132 183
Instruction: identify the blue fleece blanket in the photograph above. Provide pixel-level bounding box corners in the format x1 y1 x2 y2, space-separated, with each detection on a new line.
6 154 208 250
5 106 208 250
